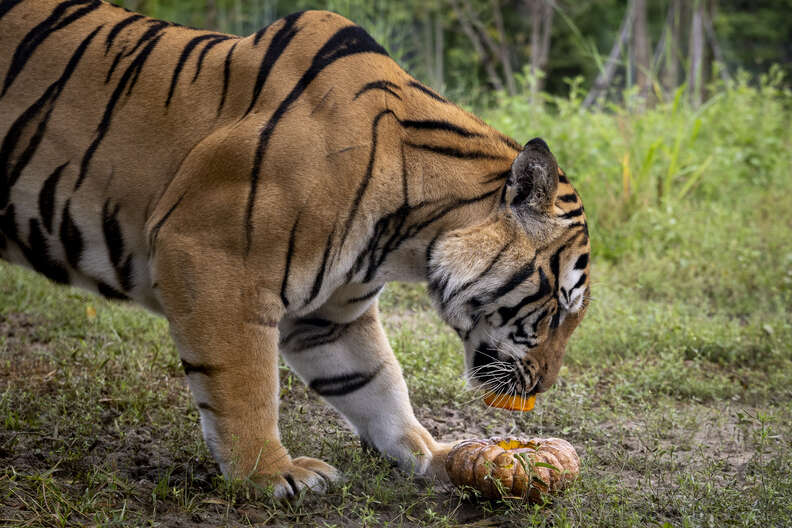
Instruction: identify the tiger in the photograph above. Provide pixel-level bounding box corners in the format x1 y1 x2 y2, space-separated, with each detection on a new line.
0 0 591 498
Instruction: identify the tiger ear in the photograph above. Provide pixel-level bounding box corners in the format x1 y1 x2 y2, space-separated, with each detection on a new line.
505 137 559 216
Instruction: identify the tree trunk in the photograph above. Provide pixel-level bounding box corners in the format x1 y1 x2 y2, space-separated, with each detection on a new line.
702 8 730 82
583 0 635 108
449 0 507 93
205 0 218 30
633 0 651 98
538 1 553 73
689 1 705 106
423 14 435 85
491 0 516 95
530 0 542 101
661 0 682 93
528 0 554 102
434 12 445 88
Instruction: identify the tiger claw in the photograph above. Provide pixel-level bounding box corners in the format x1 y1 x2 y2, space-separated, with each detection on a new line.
252 457 340 499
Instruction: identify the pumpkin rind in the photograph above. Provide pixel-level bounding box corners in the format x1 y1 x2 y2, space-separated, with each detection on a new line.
445 436 579 501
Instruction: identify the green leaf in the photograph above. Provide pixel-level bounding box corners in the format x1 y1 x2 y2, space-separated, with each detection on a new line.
534 462 561 472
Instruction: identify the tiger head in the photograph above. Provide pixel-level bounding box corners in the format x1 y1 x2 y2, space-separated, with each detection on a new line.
427 138 590 402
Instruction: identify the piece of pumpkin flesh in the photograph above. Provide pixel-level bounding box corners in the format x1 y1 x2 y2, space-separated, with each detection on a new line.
483 392 536 411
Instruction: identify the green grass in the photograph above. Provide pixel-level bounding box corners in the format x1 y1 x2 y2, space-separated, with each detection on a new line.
2 76 791 526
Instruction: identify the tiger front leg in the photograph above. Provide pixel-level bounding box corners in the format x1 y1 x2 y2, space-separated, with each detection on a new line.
281 302 454 481
154 244 338 498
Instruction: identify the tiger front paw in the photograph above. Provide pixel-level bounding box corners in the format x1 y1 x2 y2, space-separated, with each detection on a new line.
251 457 340 499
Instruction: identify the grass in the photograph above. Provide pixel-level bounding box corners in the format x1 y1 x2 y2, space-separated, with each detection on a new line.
2 77 792 526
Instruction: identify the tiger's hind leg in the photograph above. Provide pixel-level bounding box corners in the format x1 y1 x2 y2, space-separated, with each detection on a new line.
153 243 339 499
280 302 454 480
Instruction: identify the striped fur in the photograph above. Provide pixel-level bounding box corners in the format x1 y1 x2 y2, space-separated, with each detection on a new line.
0 1 590 498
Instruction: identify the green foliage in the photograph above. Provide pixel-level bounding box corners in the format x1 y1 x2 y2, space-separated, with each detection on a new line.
482 67 792 263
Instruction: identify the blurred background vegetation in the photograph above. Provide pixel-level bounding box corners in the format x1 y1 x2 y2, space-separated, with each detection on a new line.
114 0 792 103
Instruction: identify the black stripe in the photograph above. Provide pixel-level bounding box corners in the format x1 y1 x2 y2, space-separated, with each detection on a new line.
284 323 349 351
400 119 482 138
76 32 164 190
0 204 19 247
336 110 396 256
253 20 274 45
557 193 578 203
400 142 409 203
309 364 383 397
105 49 124 83
354 80 401 100
102 201 134 291
192 36 231 83
196 402 218 413
0 0 25 21
105 13 143 53
59 200 83 269
306 226 335 305
181 359 218 376
571 272 587 291
245 25 388 253
550 309 561 329
217 41 237 116
166 34 219 107
97 281 128 300
245 12 303 116
125 20 168 57
407 80 448 103
549 243 568 305
558 173 569 184
280 215 300 308
573 253 589 270
425 232 442 270
491 257 535 300
511 306 548 344
26 218 69 284
38 162 67 233
445 240 512 302
346 286 383 305
1 0 101 97
279 317 335 346
559 206 584 220
102 201 124 267
496 268 552 324
360 190 500 284
0 27 100 207
148 192 186 250
499 134 522 152
404 142 507 160
471 344 501 385
481 170 511 184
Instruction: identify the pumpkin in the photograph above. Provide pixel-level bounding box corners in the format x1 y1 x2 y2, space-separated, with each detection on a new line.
445 436 579 500
482 393 536 411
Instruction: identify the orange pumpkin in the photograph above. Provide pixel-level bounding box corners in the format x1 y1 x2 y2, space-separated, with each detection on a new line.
445 436 579 500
